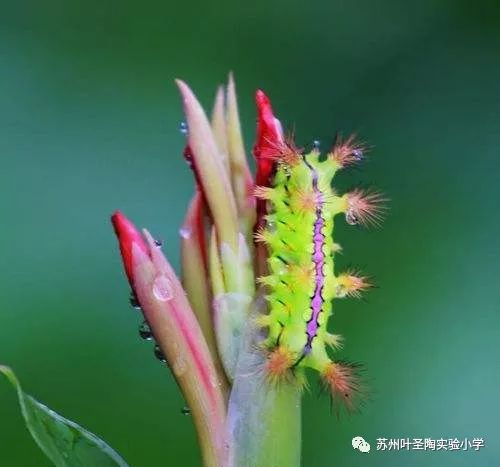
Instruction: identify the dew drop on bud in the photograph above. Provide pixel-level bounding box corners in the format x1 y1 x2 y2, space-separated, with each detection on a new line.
313 140 321 150
345 210 359 226
179 121 188 135
152 275 173 302
181 406 191 416
129 292 141 310
139 321 152 340
154 344 167 363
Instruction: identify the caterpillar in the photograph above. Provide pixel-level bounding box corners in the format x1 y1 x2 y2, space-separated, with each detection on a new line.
254 135 385 409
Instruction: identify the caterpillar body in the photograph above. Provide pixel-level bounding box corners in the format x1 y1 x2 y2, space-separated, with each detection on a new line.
254 137 384 408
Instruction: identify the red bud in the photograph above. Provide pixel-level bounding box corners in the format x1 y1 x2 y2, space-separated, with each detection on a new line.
253 90 283 187
111 211 149 288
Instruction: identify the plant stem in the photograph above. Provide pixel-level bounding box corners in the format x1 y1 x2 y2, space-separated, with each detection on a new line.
253 384 302 467
227 300 302 467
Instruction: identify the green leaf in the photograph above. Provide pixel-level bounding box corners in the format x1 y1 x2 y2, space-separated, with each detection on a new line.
0 365 129 467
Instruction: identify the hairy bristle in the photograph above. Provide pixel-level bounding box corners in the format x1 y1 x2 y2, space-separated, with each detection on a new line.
292 188 321 214
257 274 278 287
345 189 387 227
322 361 363 412
324 333 344 350
332 242 343 254
253 185 275 200
335 272 372 298
254 226 271 244
265 346 295 383
261 135 302 167
287 263 315 287
330 134 366 168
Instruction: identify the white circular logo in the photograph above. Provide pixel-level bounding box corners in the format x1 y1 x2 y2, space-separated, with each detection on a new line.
352 436 371 453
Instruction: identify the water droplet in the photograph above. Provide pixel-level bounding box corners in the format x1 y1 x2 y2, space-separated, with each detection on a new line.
352 148 363 161
179 226 192 239
154 344 166 363
345 210 359 226
154 238 163 247
179 121 188 135
139 321 152 340
181 406 191 416
312 140 321 150
152 275 173 302
129 292 141 310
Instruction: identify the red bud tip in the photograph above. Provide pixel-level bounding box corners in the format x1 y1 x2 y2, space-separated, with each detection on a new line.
111 211 149 287
253 90 283 186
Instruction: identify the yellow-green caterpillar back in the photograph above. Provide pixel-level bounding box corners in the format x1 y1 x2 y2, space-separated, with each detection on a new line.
254 135 385 409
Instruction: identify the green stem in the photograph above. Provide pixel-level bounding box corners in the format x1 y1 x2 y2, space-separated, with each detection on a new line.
227 299 302 467
228 366 302 467
253 384 302 467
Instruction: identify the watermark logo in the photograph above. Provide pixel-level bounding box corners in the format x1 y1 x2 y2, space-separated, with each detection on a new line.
375 437 485 452
352 436 371 453
351 436 485 454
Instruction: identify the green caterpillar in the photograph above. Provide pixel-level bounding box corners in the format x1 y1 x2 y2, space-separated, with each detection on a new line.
255 136 384 408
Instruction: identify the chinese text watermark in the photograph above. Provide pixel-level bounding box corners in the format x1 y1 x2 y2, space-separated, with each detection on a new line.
375 437 485 451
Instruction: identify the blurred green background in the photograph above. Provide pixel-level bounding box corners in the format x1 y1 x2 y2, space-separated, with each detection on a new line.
1 0 500 466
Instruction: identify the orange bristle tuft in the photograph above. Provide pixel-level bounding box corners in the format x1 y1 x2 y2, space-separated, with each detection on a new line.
335 271 372 298
291 188 321 214
322 361 363 412
265 346 295 383
287 263 315 288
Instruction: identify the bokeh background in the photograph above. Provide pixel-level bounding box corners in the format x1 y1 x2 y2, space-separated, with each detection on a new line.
1 0 500 466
